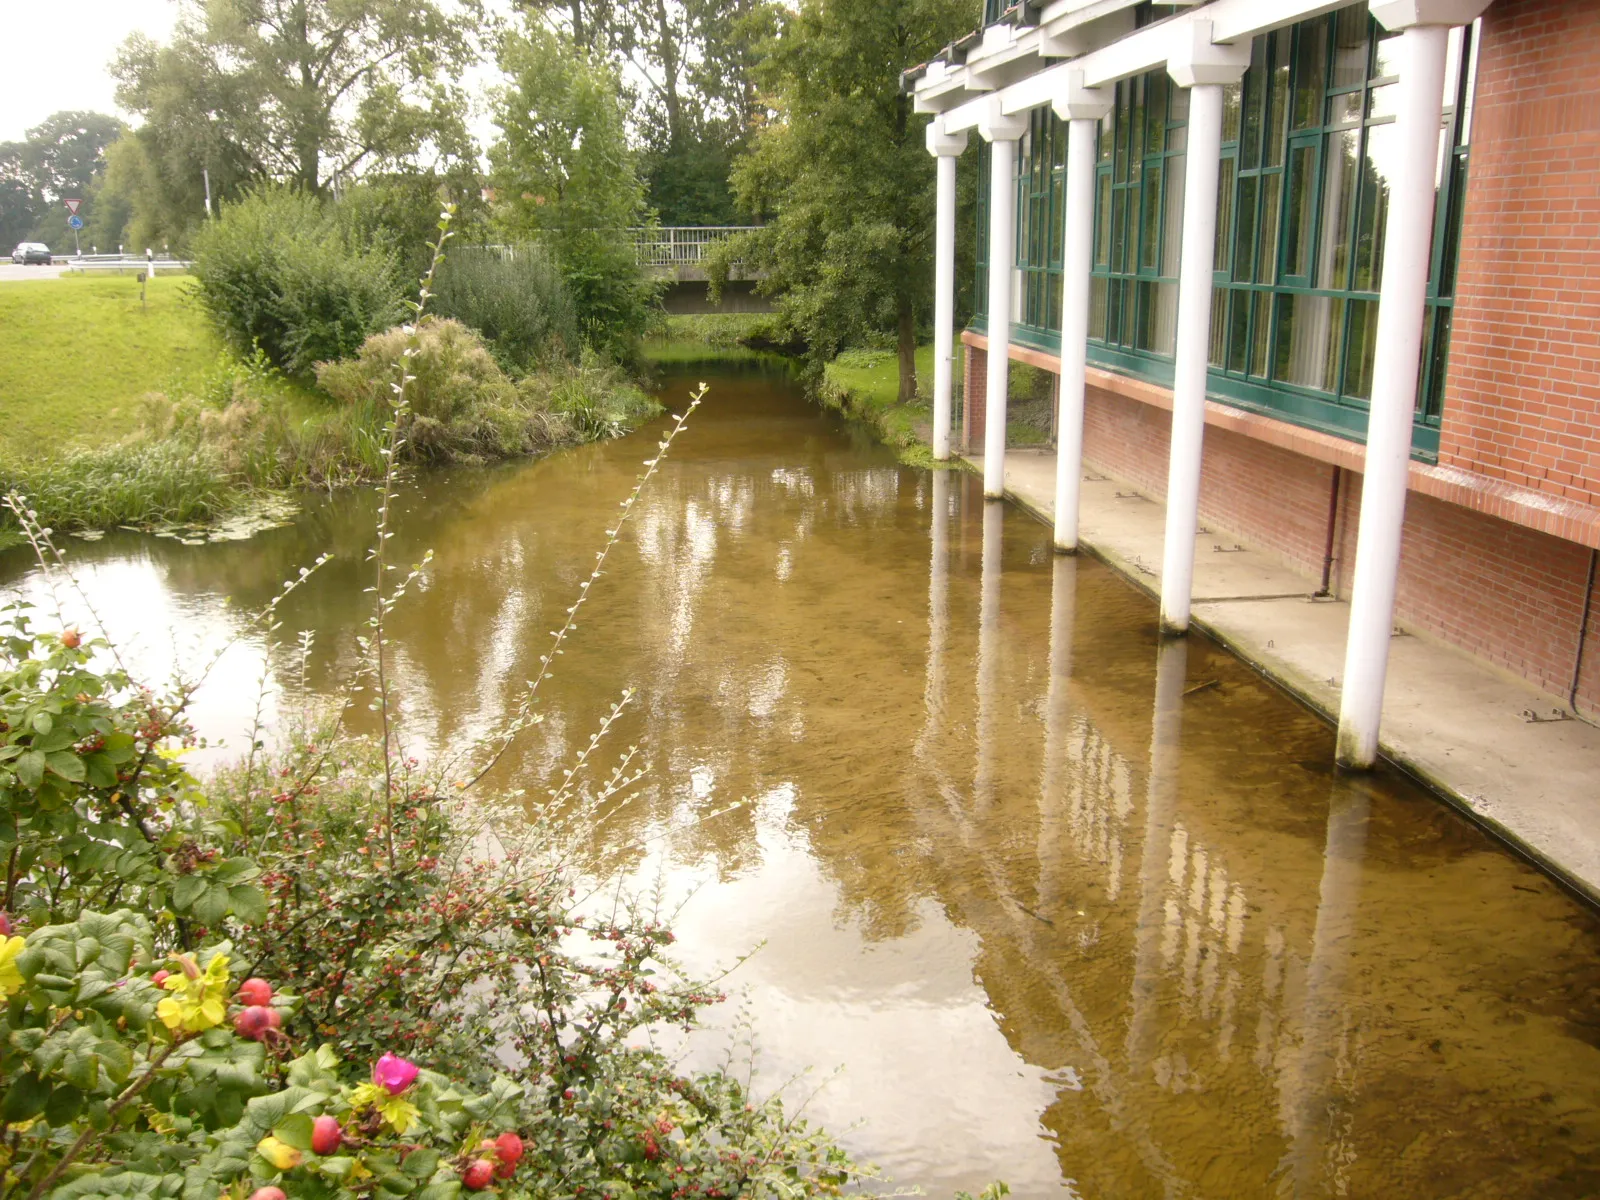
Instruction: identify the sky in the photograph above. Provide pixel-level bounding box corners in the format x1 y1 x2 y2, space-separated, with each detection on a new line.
0 0 178 141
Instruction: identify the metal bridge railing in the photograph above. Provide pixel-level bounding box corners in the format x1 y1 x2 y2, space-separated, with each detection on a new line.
628 227 761 268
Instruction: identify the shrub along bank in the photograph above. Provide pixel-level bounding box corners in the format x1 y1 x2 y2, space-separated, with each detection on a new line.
0 192 663 545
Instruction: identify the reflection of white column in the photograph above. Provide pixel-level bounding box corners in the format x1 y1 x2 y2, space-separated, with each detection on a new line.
922 468 952 747
1159 24 1250 635
1126 637 1188 1069
1038 553 1078 908
1051 73 1112 553
1338 2 1486 767
927 123 969 463
978 101 1029 499
974 499 1005 805
1276 783 1372 1196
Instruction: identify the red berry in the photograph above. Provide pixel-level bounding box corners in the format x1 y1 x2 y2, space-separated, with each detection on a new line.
494 1131 524 1165
60 628 82 650
462 1158 496 1190
237 977 273 1006
248 1189 287 1200
234 1006 275 1041
151 970 170 987
311 1114 342 1156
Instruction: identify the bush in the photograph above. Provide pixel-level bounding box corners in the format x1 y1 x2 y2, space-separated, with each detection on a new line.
432 247 581 372
191 187 404 378
0 440 241 533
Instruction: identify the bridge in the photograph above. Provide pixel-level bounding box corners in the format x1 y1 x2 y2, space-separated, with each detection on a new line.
628 226 762 283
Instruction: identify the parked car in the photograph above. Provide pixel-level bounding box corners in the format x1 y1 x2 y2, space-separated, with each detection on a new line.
10 243 52 265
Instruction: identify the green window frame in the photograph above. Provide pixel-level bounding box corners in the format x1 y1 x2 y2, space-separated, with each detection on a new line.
1018 107 1067 336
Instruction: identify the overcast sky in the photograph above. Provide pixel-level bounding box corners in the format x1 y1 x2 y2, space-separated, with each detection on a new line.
0 0 178 141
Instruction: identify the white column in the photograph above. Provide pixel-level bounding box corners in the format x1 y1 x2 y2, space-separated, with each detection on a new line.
978 102 1029 499
1051 72 1113 553
1336 12 1464 768
927 123 969 463
1159 23 1250 635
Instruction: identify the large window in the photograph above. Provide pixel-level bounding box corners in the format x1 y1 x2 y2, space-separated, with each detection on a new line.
1018 107 1067 335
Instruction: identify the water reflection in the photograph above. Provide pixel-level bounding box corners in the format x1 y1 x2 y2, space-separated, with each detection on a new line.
4 368 1599 1198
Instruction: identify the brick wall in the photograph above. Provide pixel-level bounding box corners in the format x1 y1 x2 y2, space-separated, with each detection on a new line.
963 344 986 453
1439 0 1600 507
1076 378 1600 715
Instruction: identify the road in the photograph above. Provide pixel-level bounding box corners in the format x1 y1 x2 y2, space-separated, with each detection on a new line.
0 263 68 282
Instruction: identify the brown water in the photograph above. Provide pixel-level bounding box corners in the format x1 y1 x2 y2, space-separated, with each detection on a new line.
6 367 1600 1198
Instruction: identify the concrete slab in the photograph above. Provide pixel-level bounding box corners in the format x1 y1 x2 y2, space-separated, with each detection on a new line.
979 447 1600 905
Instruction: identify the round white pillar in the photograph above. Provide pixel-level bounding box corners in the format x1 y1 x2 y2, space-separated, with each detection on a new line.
1053 115 1101 553
927 124 969 462
1336 25 1450 769
1158 82 1227 635
984 135 1020 499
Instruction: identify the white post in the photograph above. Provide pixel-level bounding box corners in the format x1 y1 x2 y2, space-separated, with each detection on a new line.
927 122 970 462
1160 23 1250 635
1336 11 1467 768
978 101 1029 499
1051 72 1113 553
146 248 156 278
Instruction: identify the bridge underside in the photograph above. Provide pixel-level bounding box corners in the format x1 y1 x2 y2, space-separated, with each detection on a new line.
660 279 774 316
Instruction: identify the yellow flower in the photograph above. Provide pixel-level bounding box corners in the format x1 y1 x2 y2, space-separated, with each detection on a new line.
0 936 25 1001
347 1082 421 1135
156 952 229 1033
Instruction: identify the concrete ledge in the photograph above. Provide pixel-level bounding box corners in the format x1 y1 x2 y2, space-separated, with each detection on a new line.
977 447 1600 907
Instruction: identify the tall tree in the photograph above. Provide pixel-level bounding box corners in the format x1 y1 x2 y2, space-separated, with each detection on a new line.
491 21 659 357
112 0 482 197
720 0 972 402
0 112 123 251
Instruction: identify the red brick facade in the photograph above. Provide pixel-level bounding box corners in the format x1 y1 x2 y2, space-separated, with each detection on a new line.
1439 0 1600 507
962 344 986 451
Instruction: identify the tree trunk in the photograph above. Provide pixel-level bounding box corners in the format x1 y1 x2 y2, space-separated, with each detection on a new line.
654 0 684 148
897 297 917 406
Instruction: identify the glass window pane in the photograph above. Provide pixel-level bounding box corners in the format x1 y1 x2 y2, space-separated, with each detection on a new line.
1367 84 1398 121
1162 154 1186 277
1283 145 1316 278
1228 288 1251 373
1294 20 1329 130
1345 298 1379 399
1112 188 1129 272
1355 123 1395 291
1095 174 1112 266
1223 80 1243 144
1329 90 1363 127
1234 175 1259 283
1332 8 1369 91
1252 290 1272 379
1242 40 1266 170
1169 79 1189 124
1437 154 1467 297
1146 73 1167 158
1210 287 1228 367
1141 163 1163 270
1318 130 1360 290
1422 306 1453 420
1275 293 1342 391
1215 157 1237 272
1137 280 1178 355
1131 77 1147 159
1106 277 1123 343
1373 28 1402 80
1099 111 1114 163
1090 275 1108 339
1267 33 1291 165
1257 172 1283 284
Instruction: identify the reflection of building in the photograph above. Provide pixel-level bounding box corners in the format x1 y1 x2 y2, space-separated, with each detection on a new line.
908 0 1600 768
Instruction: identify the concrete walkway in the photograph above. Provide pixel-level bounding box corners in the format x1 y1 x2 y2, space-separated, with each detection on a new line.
981 447 1600 906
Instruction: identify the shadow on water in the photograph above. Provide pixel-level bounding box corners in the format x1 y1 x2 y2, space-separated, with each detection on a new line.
4 364 1599 1197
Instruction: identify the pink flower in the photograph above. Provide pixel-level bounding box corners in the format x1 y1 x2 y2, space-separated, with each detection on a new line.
372 1052 419 1095
0 913 11 937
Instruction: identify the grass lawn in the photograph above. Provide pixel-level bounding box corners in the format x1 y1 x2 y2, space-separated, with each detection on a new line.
0 274 232 453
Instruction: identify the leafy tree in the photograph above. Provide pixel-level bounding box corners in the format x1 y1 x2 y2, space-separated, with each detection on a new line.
0 112 123 251
0 143 40 250
112 0 483 197
491 22 660 357
719 0 973 402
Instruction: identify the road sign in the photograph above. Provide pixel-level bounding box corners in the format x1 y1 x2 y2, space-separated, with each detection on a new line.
64 198 82 215
68 215 84 230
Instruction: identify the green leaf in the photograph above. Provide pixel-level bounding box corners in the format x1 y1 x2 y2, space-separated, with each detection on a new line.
227 885 268 925
2 1071 50 1121
45 751 86 783
194 882 233 926
402 1148 439 1179
274 1111 315 1152
15 749 44 789
31 712 52 736
171 874 207 912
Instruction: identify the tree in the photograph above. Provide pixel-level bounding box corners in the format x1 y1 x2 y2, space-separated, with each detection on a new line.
0 144 41 250
720 0 973 402
0 113 124 252
491 21 659 357
112 0 483 198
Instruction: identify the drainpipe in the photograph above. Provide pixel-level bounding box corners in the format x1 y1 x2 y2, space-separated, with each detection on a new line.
977 100 1029 499
1571 548 1598 715
1316 467 1342 598
1337 3 1489 769
1158 23 1250 636
927 122 970 463
1051 71 1113 553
